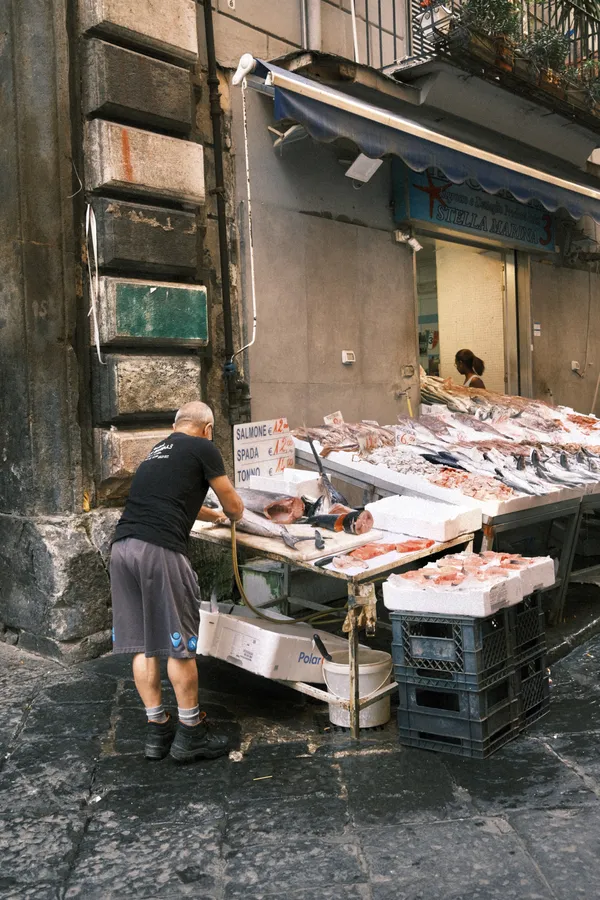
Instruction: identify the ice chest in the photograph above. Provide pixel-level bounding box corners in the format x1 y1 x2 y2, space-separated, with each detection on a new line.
383 571 523 618
366 494 482 543
197 608 350 682
248 469 321 498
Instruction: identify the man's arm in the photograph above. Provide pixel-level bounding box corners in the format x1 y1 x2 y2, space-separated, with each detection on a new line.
196 506 229 524
209 475 244 522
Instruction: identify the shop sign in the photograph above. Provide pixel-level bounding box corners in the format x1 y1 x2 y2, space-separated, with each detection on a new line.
394 164 555 252
233 418 295 486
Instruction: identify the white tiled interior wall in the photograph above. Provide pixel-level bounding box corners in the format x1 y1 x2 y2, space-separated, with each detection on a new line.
435 242 507 393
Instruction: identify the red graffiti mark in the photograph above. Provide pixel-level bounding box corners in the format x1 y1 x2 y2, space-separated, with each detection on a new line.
121 129 134 182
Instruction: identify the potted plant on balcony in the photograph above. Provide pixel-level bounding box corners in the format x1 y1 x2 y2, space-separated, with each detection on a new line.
517 26 570 97
456 0 521 70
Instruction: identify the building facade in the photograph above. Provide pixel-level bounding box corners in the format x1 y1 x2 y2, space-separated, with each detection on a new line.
2 0 600 660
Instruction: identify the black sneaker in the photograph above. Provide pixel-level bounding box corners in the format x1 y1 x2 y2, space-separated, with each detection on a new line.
145 715 176 761
170 713 230 763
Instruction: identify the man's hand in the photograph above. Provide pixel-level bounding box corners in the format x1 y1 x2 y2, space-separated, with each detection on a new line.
209 475 244 522
196 506 229 525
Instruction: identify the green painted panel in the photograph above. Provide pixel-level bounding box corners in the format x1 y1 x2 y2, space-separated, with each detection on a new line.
115 283 208 342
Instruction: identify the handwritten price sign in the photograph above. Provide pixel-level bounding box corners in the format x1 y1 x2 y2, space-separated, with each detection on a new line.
233 418 296 486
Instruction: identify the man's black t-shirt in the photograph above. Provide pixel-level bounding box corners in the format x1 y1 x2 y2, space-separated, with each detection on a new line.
113 432 226 555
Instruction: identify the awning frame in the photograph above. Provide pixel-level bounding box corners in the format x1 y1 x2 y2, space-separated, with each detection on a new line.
241 58 600 224
263 62 600 204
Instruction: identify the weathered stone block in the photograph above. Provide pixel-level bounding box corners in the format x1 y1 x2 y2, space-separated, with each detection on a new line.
87 507 122 565
83 39 193 133
93 353 201 422
0 514 111 644
96 277 208 346
95 427 171 500
17 629 112 665
93 198 197 276
85 119 205 204
79 0 198 63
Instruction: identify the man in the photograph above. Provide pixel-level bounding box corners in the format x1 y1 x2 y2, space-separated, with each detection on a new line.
110 401 244 763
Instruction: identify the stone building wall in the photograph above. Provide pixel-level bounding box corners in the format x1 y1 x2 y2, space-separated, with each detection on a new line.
0 0 243 661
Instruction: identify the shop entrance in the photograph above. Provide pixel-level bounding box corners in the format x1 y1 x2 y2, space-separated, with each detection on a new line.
416 237 518 395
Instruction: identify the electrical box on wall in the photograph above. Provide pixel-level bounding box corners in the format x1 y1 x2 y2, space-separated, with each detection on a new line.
342 350 356 365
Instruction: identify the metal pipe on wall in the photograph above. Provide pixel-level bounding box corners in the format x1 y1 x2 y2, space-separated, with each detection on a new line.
306 0 322 51
203 0 250 424
300 0 309 48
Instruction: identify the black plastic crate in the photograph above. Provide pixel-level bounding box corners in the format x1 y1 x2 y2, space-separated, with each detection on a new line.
397 720 520 759
397 675 520 743
391 610 513 691
510 596 546 665
516 654 550 728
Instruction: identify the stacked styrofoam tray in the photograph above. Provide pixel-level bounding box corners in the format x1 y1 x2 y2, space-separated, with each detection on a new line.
518 556 556 595
365 494 481 543
248 469 321 498
383 571 524 618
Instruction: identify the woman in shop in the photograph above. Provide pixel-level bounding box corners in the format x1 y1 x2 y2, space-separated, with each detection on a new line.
455 349 485 389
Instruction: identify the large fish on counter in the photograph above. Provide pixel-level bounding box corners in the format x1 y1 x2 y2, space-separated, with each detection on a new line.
237 489 304 524
305 437 351 514
232 509 308 550
306 509 374 535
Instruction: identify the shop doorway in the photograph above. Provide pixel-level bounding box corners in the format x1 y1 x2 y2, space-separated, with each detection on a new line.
416 237 518 394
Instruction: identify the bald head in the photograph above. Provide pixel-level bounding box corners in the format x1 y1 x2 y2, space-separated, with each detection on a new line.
174 401 214 438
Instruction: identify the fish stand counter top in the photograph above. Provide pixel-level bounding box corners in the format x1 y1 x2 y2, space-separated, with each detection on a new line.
293 438 581 518
190 520 475 583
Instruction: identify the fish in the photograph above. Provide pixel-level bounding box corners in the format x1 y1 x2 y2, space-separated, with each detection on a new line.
396 538 435 553
332 555 368 571
237 489 304 524
307 437 350 512
493 467 540 496
306 509 374 535
302 495 322 517
349 542 398 561
233 509 308 549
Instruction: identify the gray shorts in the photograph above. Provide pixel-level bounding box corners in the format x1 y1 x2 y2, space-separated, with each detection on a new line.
110 537 200 658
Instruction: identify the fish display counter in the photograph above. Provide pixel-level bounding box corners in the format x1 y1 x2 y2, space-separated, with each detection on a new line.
292 378 600 621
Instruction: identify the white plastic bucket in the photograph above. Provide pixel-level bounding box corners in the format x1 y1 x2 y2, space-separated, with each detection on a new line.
322 648 393 729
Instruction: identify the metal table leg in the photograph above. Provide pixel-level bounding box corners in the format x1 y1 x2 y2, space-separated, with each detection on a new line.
347 607 361 741
345 582 378 741
480 523 495 552
552 505 583 624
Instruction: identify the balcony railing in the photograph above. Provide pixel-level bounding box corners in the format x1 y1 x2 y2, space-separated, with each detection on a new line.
405 0 600 74
346 1 406 70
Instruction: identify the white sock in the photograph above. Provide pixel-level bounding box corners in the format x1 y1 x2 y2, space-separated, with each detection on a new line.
178 705 200 727
146 705 168 724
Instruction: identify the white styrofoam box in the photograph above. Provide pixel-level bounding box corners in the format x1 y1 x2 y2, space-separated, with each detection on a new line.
197 608 350 682
248 469 321 498
383 571 523 617
519 557 556 595
365 494 481 542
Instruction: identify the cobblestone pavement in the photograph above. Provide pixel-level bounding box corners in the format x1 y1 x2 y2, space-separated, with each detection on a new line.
2 635 600 900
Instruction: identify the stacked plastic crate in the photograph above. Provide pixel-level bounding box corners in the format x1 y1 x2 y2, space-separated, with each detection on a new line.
391 596 549 758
